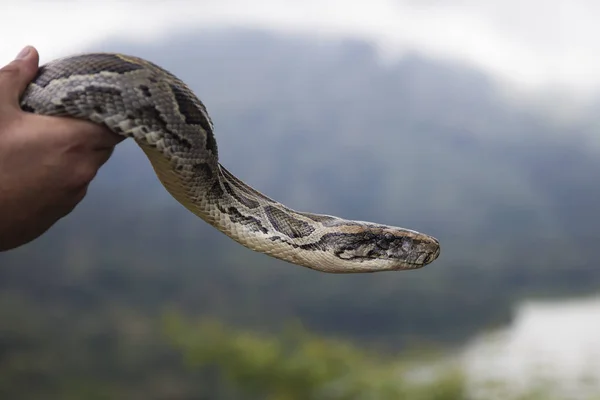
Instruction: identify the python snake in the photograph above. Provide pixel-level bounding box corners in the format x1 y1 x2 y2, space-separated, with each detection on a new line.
20 53 440 273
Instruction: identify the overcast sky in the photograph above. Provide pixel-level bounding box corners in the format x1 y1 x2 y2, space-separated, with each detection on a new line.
2 0 598 97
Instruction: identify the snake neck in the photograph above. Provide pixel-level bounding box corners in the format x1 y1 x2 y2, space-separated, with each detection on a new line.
210 165 319 242
196 165 341 269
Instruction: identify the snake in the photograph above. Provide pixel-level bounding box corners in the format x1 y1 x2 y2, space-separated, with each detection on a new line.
19 53 440 273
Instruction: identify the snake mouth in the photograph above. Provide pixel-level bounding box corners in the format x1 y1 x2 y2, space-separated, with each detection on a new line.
425 245 441 265
354 249 440 270
400 258 435 269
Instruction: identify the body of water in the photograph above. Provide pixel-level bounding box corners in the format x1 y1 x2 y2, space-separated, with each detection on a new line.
462 295 600 399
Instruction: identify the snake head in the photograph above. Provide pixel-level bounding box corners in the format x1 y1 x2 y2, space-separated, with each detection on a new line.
328 225 440 272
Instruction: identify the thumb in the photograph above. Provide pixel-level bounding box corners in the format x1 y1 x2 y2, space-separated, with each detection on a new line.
0 46 40 105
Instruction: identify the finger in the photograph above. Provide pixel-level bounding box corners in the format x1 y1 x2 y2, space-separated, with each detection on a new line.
0 46 40 105
60 117 125 149
28 113 125 149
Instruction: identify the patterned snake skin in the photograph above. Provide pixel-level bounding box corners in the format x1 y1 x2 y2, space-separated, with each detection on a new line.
20 53 440 273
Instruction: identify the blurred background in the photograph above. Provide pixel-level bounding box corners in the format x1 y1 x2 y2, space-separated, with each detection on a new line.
2 1 600 399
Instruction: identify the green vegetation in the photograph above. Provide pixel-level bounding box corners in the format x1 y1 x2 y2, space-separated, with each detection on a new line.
165 314 600 400
0 299 592 399
165 313 467 400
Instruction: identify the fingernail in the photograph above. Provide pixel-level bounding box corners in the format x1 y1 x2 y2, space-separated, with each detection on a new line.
15 46 32 60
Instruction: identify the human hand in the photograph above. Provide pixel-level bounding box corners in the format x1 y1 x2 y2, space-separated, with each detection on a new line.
0 46 123 251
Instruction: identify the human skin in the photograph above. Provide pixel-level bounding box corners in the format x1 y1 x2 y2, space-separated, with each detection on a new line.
0 46 123 251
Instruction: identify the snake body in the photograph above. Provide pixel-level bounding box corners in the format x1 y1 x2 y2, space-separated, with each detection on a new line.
20 53 440 273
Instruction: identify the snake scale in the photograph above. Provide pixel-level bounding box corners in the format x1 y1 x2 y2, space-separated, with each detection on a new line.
20 53 440 273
